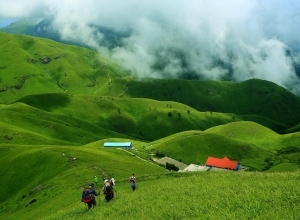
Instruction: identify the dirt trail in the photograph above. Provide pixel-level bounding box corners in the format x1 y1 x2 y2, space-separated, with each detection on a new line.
117 79 129 98
118 148 161 167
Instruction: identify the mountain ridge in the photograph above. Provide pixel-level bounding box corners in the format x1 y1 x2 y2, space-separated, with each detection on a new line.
1 31 300 135
1 31 300 173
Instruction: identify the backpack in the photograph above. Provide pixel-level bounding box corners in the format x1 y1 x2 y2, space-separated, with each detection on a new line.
110 178 115 186
104 181 113 195
130 176 135 183
82 188 93 203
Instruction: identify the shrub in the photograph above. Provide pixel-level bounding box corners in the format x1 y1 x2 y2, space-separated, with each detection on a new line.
166 162 179 171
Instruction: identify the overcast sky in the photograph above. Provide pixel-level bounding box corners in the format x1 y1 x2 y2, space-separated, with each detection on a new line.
1 0 300 94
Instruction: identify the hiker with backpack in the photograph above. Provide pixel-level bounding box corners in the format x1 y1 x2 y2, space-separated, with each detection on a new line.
94 176 99 186
130 173 136 191
102 179 117 202
110 177 115 186
81 183 99 209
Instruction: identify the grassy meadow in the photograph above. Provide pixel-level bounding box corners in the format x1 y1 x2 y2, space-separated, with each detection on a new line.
1 32 300 219
0 144 299 220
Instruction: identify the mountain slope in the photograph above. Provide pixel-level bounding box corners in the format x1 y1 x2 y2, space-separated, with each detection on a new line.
0 31 128 103
1 21 300 220
205 121 281 149
1 32 300 171
1 144 299 220
113 78 300 130
147 130 270 170
2 32 300 134
0 93 241 144
0 144 167 219
0 18 130 49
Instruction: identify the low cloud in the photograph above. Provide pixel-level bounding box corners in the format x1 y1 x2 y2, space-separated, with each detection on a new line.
1 0 300 94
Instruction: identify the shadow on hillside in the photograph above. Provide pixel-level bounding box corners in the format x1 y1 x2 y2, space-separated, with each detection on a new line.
17 93 71 111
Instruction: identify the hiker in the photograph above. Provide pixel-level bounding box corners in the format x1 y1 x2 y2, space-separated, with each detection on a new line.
94 176 98 185
102 179 116 202
110 177 115 186
81 183 99 209
130 173 136 191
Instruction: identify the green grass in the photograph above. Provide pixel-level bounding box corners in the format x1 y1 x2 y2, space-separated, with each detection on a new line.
267 163 300 172
0 147 299 220
146 130 270 170
0 94 241 144
0 18 41 34
0 32 127 104
1 31 300 219
1 32 300 172
285 123 300 133
204 121 281 149
114 78 300 131
0 144 166 218
1 31 300 135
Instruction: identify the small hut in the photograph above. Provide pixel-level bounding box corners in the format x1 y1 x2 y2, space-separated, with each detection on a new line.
205 156 240 170
103 142 132 148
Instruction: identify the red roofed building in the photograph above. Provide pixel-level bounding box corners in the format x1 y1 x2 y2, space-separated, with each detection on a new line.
205 156 240 170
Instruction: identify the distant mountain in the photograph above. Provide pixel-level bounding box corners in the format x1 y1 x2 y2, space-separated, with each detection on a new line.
1 31 300 174
0 18 41 34
1 31 300 136
0 18 130 49
1 25 300 220
2 18 300 82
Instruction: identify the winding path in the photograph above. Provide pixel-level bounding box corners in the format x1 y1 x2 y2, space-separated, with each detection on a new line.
118 148 161 167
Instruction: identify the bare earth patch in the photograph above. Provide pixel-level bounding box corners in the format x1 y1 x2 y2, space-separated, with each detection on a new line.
154 157 189 170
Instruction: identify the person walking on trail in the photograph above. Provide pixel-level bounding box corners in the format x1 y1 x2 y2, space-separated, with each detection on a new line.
102 179 117 202
130 173 136 191
110 177 115 186
81 183 99 209
94 176 98 185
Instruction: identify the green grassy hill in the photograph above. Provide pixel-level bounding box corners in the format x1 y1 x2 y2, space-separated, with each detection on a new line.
0 18 41 34
0 144 166 219
0 144 299 220
146 130 271 171
1 32 300 167
0 18 129 49
205 121 281 149
1 31 300 219
110 78 300 131
285 123 300 133
1 31 300 134
1 94 240 144
0 32 127 104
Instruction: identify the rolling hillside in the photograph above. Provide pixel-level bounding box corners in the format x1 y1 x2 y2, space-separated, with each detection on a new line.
147 129 271 171
1 32 300 136
0 18 129 49
107 77 300 131
1 32 300 163
0 31 128 104
0 144 299 220
1 93 243 144
1 31 300 219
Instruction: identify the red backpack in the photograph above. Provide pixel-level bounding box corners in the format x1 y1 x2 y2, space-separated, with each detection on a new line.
82 188 93 203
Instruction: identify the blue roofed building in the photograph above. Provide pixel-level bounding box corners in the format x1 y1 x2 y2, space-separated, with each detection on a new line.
103 142 132 148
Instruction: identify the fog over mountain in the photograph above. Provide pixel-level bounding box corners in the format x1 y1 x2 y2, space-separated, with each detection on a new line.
1 0 300 95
